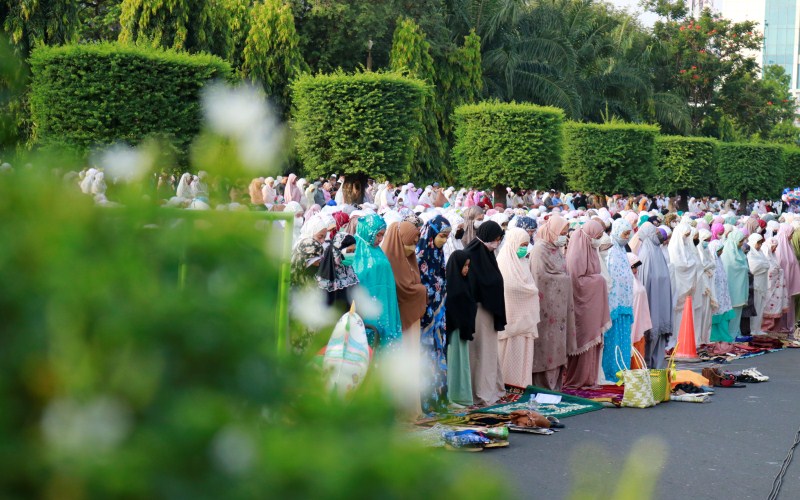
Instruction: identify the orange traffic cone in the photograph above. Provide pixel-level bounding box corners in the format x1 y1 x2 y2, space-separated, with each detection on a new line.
673 295 700 362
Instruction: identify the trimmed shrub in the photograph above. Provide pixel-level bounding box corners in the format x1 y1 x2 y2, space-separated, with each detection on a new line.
452 101 564 196
652 136 717 196
291 71 427 204
563 122 659 194
29 43 232 157
716 142 785 204
783 146 800 187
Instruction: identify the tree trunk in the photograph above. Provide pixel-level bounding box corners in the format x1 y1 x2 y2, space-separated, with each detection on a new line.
493 184 506 208
677 189 689 212
739 192 748 215
342 173 367 206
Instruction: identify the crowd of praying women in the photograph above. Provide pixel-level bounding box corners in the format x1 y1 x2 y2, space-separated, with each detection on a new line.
287 181 800 417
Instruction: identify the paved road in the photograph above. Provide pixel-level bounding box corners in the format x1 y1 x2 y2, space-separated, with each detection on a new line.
482 349 800 499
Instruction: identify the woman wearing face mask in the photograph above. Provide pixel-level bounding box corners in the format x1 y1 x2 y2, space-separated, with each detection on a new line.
460 206 485 247
291 214 330 287
601 218 635 381
530 214 575 390
464 221 507 406
667 221 698 350
415 216 452 414
382 221 428 416
352 214 403 350
445 250 476 407
514 216 538 254
747 233 769 335
496 228 540 387
635 222 673 368
761 237 789 332
564 220 610 389
721 230 749 340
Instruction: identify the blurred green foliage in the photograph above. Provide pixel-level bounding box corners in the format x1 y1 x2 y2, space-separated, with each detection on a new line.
784 146 800 188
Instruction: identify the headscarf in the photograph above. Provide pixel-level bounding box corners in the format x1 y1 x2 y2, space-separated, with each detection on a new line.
464 221 506 331
607 218 634 315
176 173 192 199
565 220 610 354
331 212 350 237
460 206 484 246
352 214 402 347
711 222 724 241
299 214 330 243
536 214 568 244
637 221 672 335
668 222 698 301
496 228 540 340
627 252 653 344
445 250 477 341
721 229 749 307
290 237 323 286
416 216 451 329
381 222 427 330
284 173 302 204
766 220 780 240
316 233 359 301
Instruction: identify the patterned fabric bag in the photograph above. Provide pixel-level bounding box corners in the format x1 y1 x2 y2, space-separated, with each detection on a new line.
616 347 656 408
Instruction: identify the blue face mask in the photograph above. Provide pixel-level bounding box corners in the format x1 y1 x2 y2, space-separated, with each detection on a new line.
702 241 709 249
341 254 354 266
516 247 528 258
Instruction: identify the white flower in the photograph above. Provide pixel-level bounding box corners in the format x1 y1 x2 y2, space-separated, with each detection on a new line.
291 287 337 330
350 286 383 319
41 396 132 455
98 143 153 183
211 425 256 476
202 83 269 139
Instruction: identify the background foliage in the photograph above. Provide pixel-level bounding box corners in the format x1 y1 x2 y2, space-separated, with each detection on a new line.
29 43 231 158
563 121 659 194
291 71 426 181
715 142 785 201
784 146 800 187
452 101 564 190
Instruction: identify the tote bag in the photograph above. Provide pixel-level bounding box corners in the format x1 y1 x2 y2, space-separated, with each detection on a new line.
616 346 657 408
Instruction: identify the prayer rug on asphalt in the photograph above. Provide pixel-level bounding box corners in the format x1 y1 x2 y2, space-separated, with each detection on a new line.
473 385 604 419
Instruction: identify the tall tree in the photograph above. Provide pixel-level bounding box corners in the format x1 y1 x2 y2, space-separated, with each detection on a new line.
2 0 81 57
390 17 444 182
242 0 307 115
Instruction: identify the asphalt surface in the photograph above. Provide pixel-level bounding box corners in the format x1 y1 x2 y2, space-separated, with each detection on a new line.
481 348 800 499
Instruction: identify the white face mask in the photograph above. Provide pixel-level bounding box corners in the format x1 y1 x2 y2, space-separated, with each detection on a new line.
554 235 568 247
483 240 500 252
591 238 603 249
474 220 483 228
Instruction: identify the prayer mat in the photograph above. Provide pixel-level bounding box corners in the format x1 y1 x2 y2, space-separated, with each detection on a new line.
472 386 604 419
561 385 625 407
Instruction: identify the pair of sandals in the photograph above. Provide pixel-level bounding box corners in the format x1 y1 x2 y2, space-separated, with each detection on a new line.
443 427 509 452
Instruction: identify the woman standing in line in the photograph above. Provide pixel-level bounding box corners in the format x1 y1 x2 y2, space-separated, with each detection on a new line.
464 221 507 406
563 220 610 389
497 227 540 388
530 215 575 390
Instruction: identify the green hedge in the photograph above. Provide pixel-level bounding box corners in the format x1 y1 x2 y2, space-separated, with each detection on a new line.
652 136 717 196
291 72 427 181
716 142 785 201
452 101 564 190
563 122 659 194
29 43 232 156
783 146 800 187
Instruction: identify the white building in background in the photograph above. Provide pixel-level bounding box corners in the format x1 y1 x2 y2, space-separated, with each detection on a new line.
689 0 715 17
